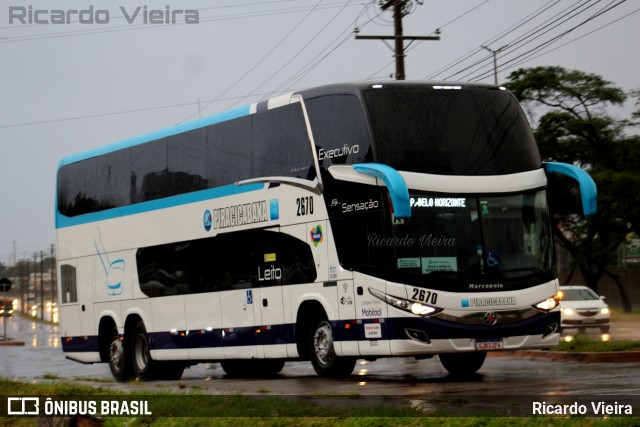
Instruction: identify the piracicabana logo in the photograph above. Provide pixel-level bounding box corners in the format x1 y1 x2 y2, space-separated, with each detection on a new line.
8 5 199 25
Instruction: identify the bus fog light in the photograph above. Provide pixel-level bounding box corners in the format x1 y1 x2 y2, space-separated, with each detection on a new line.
405 328 430 343
543 322 559 338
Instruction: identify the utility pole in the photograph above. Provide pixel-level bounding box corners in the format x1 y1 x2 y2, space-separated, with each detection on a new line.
480 45 507 86
50 244 56 308
32 252 37 317
39 250 44 320
356 0 439 80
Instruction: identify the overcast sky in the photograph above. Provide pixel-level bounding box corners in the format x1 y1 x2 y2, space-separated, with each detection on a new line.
1 0 638 265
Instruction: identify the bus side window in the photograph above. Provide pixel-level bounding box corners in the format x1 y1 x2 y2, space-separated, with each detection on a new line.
60 264 78 304
252 231 317 287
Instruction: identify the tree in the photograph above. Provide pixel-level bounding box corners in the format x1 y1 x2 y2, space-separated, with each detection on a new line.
505 66 640 312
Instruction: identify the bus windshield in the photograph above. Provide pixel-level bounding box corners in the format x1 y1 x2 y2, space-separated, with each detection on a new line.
387 189 554 291
364 88 541 176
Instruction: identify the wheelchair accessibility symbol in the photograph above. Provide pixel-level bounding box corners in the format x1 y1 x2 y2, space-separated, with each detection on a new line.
486 251 500 268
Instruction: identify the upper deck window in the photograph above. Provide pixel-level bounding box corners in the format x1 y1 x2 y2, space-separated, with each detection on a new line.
57 103 313 218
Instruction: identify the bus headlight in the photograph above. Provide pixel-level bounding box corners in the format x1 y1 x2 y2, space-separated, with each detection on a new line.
534 292 562 312
369 287 441 317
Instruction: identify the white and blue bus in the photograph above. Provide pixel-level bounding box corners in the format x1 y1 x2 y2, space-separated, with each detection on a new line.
56 82 596 381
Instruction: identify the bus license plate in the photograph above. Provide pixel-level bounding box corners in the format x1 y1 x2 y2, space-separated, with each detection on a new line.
476 338 503 351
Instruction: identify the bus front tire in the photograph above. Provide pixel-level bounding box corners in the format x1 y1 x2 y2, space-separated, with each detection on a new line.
309 317 355 378
107 326 131 382
439 351 486 376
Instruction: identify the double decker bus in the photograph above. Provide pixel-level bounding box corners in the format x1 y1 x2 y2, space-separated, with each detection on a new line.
56 82 596 380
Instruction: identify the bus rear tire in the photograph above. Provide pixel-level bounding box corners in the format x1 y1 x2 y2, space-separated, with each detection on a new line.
154 362 185 380
131 320 156 380
309 317 355 378
439 351 486 376
107 326 131 382
221 359 285 378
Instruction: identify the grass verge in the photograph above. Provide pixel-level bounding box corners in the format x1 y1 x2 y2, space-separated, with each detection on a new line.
557 334 640 352
1 379 639 426
610 307 640 322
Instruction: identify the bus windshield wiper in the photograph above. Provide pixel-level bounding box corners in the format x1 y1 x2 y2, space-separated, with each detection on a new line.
499 267 554 281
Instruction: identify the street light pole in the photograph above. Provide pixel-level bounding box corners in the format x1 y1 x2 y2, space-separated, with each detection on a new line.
481 45 507 86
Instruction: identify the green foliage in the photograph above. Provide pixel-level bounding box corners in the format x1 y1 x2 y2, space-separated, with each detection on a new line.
1 379 639 425
557 334 640 353
504 66 640 311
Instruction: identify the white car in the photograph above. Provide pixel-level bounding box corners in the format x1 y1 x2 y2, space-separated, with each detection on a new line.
559 285 610 333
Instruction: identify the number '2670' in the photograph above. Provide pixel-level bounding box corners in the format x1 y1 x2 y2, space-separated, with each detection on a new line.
411 288 438 304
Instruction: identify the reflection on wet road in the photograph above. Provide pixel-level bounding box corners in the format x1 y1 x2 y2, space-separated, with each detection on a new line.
2 314 640 399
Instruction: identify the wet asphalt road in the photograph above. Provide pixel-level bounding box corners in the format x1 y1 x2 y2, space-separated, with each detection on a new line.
2 314 640 399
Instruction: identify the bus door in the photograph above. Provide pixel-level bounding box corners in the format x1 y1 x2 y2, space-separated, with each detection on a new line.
253 226 299 359
220 285 257 359
58 258 99 362
78 257 96 338
58 260 82 339
218 232 258 360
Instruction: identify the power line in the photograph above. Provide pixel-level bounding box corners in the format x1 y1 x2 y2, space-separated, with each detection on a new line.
422 0 562 80
224 0 354 110
0 91 291 130
0 2 359 45
468 0 628 82
365 0 493 80
500 5 640 73
175 0 325 125
449 0 603 81
0 2 366 130
273 4 386 93
0 0 302 31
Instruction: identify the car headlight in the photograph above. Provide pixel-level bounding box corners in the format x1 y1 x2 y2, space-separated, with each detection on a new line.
601 307 609 315
369 287 441 317
534 292 562 312
563 308 575 316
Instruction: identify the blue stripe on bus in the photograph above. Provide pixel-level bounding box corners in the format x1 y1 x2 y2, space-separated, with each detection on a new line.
58 105 251 167
60 312 559 354
61 335 100 353
55 182 264 229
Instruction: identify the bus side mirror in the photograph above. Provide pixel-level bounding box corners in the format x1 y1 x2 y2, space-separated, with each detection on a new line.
543 162 597 216
352 163 411 219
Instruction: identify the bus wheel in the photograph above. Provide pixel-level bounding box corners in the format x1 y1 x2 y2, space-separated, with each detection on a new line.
154 362 185 380
439 351 486 376
221 360 285 378
261 359 285 377
309 317 355 378
221 360 246 378
107 326 130 382
131 320 155 380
